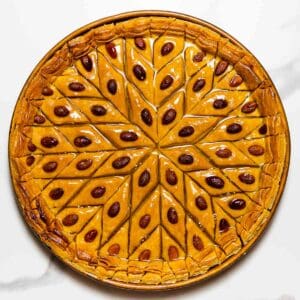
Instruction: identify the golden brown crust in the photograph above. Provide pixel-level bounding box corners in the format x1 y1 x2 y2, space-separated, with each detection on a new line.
234 55 264 90
9 13 290 290
217 37 245 64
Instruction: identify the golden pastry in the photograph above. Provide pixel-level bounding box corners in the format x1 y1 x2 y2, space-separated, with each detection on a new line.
9 12 290 290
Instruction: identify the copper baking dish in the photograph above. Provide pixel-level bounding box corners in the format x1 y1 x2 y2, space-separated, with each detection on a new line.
9 10 290 291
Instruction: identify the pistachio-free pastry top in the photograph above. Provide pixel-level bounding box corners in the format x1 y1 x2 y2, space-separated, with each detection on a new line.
9 13 289 290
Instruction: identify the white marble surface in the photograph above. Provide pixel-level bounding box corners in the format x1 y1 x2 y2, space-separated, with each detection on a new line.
0 0 299 299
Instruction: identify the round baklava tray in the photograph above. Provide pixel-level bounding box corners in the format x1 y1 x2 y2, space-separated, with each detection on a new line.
9 11 290 290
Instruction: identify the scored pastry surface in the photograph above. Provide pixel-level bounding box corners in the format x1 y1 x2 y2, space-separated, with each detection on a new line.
9 13 289 289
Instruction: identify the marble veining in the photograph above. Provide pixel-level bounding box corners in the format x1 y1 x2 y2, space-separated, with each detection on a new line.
0 257 54 291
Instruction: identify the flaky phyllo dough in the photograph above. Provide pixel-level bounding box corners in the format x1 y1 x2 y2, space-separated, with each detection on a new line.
9 13 289 289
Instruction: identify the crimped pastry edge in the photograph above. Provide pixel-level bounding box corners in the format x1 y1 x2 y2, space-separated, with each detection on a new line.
9 10 290 291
